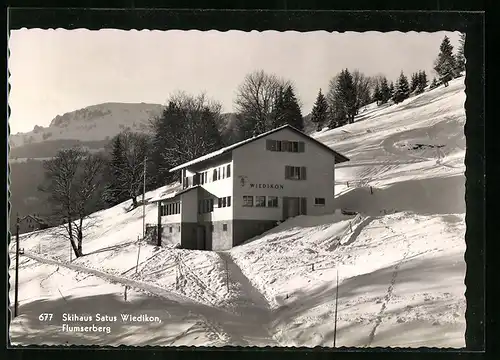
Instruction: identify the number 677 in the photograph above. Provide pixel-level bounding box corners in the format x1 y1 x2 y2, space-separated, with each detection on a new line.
38 313 53 321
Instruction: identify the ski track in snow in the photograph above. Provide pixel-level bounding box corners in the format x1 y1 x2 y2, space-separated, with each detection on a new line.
366 225 410 347
10 78 467 348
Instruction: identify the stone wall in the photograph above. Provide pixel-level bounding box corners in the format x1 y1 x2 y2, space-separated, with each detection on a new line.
161 223 181 247
211 220 233 251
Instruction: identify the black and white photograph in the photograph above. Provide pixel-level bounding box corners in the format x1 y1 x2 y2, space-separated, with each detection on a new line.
8 25 468 348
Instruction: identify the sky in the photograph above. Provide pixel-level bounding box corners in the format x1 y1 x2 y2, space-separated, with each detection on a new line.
8 29 460 134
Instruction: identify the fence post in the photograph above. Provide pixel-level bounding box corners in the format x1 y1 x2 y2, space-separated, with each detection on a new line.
370 186 373 195
124 286 128 301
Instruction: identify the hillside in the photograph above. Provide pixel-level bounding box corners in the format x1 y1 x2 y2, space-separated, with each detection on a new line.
9 77 466 347
9 102 164 150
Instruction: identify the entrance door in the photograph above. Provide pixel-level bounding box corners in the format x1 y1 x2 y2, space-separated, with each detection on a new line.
283 197 307 220
283 197 300 220
196 226 206 250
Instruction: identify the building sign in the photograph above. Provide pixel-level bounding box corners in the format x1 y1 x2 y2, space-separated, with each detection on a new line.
238 176 284 189
250 183 284 189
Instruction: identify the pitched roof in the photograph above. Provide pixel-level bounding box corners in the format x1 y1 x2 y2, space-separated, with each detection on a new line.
169 124 349 172
149 185 200 203
21 214 48 225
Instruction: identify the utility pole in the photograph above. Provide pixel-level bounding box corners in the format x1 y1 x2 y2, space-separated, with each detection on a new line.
142 156 147 241
14 214 20 318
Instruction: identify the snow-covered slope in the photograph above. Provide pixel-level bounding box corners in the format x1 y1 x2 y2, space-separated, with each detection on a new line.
9 102 164 148
9 78 466 348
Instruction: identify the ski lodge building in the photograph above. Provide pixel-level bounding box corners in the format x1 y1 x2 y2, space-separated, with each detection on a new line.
150 124 349 251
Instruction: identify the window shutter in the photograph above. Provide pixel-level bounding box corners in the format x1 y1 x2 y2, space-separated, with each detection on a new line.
285 166 290 179
301 166 307 180
266 139 272 151
298 141 305 152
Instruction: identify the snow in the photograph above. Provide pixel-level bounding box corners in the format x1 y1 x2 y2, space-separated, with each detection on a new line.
10 77 466 347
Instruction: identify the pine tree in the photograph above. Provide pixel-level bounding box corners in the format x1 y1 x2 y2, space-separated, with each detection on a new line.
434 35 457 87
372 83 381 105
273 85 303 130
335 69 357 125
410 72 419 93
392 72 410 104
389 81 395 101
416 70 428 94
379 77 391 104
310 89 328 131
455 33 466 74
103 134 128 205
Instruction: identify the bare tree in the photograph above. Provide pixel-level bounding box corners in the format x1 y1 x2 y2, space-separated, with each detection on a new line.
352 70 372 112
234 70 292 138
39 147 105 258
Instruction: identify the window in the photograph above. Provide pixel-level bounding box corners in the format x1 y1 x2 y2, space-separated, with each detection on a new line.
222 166 226 179
169 227 173 233
285 166 307 180
315 198 326 206
218 198 222 208
213 169 217 182
243 196 254 207
267 139 305 153
162 202 180 216
255 196 266 207
223 223 228 232
199 199 214 214
217 196 231 208
226 164 231 177
267 196 278 208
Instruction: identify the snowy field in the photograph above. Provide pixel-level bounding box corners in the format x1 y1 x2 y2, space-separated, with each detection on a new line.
9 77 466 347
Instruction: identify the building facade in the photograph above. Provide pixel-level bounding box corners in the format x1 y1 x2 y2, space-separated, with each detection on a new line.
151 125 349 251
17 215 49 235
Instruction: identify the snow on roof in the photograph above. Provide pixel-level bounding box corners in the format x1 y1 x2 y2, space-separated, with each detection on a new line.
169 124 349 173
149 185 201 203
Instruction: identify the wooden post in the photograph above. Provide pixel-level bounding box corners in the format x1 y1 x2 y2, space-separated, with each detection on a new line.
333 269 339 347
370 186 373 195
124 286 128 301
14 215 20 318
135 236 141 274
142 156 147 241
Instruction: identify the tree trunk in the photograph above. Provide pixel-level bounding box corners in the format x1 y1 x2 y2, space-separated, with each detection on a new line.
77 218 83 257
68 218 80 258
